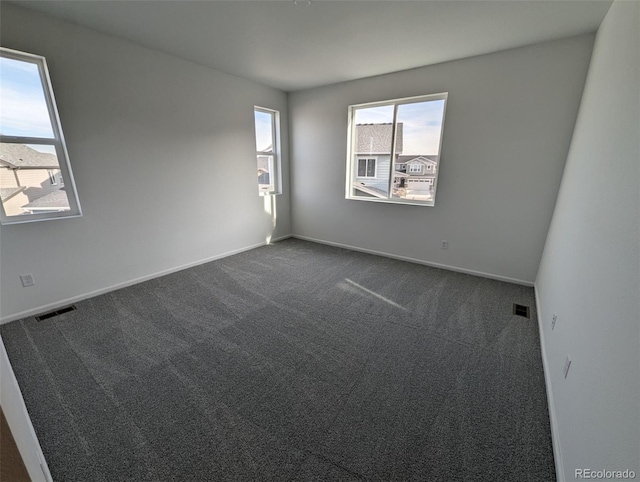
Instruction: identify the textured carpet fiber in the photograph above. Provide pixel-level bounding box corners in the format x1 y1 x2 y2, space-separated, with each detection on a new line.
1 239 555 481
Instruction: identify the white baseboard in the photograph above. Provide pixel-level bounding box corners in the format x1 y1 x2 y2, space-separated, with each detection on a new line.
291 234 534 286
0 234 292 325
534 283 564 482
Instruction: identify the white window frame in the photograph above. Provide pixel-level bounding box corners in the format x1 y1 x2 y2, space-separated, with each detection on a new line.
345 92 448 207
408 163 422 173
356 157 377 178
0 47 82 224
254 106 282 196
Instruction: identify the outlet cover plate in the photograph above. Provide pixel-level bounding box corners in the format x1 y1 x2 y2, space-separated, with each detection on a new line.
20 274 35 287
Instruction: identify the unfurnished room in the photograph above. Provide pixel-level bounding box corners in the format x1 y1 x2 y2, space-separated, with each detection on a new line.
0 1 638 481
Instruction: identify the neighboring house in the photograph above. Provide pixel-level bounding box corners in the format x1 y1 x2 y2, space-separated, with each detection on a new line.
257 154 273 191
353 124 439 201
0 187 28 216
353 123 403 197
394 155 439 200
21 190 70 214
0 143 68 216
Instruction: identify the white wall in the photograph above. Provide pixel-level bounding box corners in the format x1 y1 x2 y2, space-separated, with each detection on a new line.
0 4 291 322
535 1 639 480
289 35 595 284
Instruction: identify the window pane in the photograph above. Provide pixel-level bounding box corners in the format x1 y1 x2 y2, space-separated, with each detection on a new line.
254 107 281 195
347 93 447 206
257 154 275 194
352 105 393 198
0 56 55 138
0 143 71 217
0 48 82 223
254 107 280 195
367 159 376 177
254 110 273 153
391 99 446 202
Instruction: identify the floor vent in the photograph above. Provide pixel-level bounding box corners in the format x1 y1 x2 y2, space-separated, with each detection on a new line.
35 305 76 322
513 303 530 319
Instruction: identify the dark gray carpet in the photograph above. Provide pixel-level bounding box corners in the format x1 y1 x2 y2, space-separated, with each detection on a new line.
0 238 555 481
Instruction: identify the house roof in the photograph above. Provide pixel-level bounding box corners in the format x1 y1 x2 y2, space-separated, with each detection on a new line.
353 183 388 199
392 171 410 178
356 123 403 154
257 155 271 171
0 144 60 169
397 155 438 165
1 187 26 202
21 190 70 210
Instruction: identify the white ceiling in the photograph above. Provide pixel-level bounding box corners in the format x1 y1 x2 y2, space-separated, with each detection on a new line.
10 0 612 92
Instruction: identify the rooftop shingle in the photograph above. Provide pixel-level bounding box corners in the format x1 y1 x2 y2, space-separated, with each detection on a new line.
355 123 403 154
22 189 69 210
0 143 60 169
0 187 25 202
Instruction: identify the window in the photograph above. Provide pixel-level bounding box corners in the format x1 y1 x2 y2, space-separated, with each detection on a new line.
357 158 376 178
346 93 447 206
0 47 81 224
254 107 281 195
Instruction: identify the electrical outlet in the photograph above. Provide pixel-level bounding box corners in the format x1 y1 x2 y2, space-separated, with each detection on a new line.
441 240 448 250
563 356 572 379
552 313 558 330
20 273 35 287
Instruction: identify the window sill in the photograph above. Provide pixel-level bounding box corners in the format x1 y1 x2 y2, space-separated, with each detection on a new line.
1 212 83 225
345 196 435 207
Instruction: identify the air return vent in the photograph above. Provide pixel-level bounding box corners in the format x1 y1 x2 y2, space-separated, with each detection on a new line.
513 303 530 319
35 305 76 322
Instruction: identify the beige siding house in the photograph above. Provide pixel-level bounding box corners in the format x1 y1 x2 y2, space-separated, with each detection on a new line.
0 144 69 217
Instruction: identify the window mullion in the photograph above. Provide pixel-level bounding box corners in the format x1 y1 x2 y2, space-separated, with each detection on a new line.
387 103 399 198
0 136 58 145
